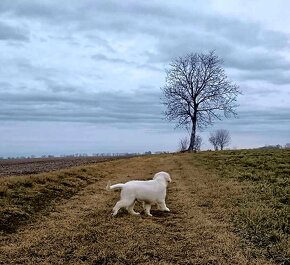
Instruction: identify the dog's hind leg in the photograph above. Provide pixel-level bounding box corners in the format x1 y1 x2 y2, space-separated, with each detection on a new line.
127 201 140 216
144 203 152 217
112 199 132 216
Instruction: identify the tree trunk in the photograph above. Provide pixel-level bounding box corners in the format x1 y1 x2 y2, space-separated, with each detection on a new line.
188 114 197 152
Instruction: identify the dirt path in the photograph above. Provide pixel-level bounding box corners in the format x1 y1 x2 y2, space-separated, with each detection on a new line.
0 155 274 264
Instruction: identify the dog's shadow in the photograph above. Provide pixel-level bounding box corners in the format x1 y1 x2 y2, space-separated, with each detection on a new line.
140 210 177 218
109 209 176 218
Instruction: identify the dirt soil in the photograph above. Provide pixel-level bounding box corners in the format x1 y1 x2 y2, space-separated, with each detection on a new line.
0 156 118 177
0 154 275 264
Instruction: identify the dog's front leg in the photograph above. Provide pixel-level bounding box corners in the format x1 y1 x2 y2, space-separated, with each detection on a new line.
158 201 170 212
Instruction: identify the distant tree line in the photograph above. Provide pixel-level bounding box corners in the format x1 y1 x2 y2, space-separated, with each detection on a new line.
178 130 290 152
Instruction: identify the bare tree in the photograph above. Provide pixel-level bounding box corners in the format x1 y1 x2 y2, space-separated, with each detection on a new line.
179 137 189 152
179 135 202 152
162 51 240 152
194 135 203 151
209 133 219 151
209 129 231 150
216 129 231 150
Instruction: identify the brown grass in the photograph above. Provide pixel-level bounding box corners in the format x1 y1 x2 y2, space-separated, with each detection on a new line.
0 165 103 233
0 153 276 264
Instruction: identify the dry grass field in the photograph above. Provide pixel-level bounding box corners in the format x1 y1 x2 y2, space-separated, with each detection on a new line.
0 151 289 264
0 156 118 177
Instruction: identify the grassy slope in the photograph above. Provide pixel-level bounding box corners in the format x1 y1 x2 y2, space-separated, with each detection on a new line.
0 151 288 264
193 149 290 264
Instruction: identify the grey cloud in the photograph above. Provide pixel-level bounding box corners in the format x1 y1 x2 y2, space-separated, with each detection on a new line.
147 29 290 84
239 108 290 123
0 21 28 41
1 86 289 134
13 58 105 90
0 0 178 26
2 0 290 82
239 69 290 85
0 81 13 89
84 35 115 52
82 6 286 52
92 53 162 72
2 0 288 50
0 0 289 128
40 78 78 93
0 89 166 126
211 107 290 135
92 53 132 65
151 27 289 63
225 50 290 71
248 88 282 96
0 0 70 22
197 15 289 50
147 30 235 63
16 58 58 76
223 49 290 84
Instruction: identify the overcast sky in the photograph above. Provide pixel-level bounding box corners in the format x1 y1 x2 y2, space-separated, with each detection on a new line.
0 0 290 157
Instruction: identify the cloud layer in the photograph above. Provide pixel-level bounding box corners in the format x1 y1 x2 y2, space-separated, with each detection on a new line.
0 0 289 155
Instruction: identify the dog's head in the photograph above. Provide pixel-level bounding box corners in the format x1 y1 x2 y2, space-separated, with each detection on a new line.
153 171 171 185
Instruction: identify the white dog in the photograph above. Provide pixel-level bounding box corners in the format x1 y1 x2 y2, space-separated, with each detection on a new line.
106 171 171 216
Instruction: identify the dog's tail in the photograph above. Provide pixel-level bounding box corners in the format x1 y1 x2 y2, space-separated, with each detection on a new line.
106 181 125 191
